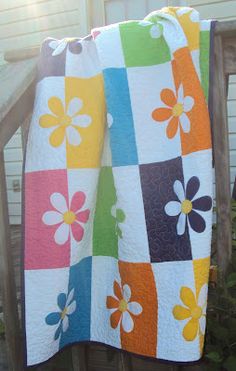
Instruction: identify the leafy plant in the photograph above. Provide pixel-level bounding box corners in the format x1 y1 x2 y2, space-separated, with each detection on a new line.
204 200 236 370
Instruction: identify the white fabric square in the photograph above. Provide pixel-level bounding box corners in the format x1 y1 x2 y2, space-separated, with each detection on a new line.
182 149 213 259
24 267 69 365
25 77 67 173
67 168 99 266
112 165 150 262
152 260 199 362
128 63 181 164
90 256 121 348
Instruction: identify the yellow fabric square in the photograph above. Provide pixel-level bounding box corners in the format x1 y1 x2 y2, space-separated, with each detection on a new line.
65 75 105 169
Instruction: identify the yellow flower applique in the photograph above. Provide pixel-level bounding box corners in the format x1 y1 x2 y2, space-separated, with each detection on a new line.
40 96 91 147
173 284 207 341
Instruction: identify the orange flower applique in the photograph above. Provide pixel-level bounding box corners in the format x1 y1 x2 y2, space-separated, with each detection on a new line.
152 84 194 139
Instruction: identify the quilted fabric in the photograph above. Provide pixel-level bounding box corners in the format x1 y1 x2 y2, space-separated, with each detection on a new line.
23 7 214 366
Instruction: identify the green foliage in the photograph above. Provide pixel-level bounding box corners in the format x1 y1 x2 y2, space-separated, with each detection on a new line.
204 200 236 370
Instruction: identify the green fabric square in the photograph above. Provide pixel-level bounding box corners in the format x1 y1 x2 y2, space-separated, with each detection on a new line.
200 30 210 101
119 21 171 67
93 167 118 258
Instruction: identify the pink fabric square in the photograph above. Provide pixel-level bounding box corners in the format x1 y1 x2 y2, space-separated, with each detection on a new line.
24 170 70 269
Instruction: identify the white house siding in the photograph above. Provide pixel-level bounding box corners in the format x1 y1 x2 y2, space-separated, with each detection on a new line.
0 0 87 224
188 0 236 194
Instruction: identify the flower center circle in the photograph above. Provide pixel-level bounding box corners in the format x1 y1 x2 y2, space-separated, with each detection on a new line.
119 299 128 313
172 103 184 117
191 306 202 320
61 307 67 320
181 199 192 214
60 115 72 127
63 210 76 224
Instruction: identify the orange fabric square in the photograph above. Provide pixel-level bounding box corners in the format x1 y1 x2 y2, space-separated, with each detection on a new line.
118 261 158 357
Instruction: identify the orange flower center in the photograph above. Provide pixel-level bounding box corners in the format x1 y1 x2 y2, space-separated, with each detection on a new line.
60 115 72 127
61 307 67 320
191 305 202 320
63 210 76 224
118 299 128 313
181 199 192 214
172 103 184 117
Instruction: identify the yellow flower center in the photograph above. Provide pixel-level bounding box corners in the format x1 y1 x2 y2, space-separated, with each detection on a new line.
191 305 202 320
63 210 76 225
118 299 128 313
61 307 67 320
60 115 72 127
172 103 184 117
181 199 192 214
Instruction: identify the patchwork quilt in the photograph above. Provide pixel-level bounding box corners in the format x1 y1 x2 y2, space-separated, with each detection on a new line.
23 7 214 366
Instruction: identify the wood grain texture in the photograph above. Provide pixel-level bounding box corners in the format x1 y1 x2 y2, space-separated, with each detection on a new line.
0 153 22 371
212 34 232 274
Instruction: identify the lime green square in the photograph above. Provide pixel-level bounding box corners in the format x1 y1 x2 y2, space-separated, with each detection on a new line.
93 167 118 258
200 30 210 101
119 21 171 67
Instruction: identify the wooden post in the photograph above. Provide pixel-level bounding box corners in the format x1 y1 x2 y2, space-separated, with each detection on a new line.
0 151 22 371
71 344 88 371
212 34 232 275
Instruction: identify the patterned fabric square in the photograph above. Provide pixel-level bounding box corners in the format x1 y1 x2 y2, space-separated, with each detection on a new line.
93 167 118 258
140 158 192 262
182 150 213 260
112 165 150 262
67 169 99 265
119 21 171 67
103 68 138 166
127 63 181 165
25 170 70 270
25 267 69 366
152 260 199 362
59 257 92 348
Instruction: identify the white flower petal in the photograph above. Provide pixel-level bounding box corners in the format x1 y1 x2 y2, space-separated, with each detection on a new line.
183 96 194 112
50 193 68 214
62 315 69 332
128 301 142 315
173 180 185 202
52 40 67 56
150 25 162 38
199 315 206 334
122 311 134 333
42 211 63 225
54 223 70 245
72 114 91 128
48 40 59 50
177 212 186 235
67 300 76 315
67 98 83 117
107 113 113 128
165 201 181 216
66 126 81 146
197 284 208 308
180 113 191 133
122 284 131 303
177 84 184 104
66 288 75 306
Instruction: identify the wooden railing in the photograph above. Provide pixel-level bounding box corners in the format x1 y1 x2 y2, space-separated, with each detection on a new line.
0 20 236 371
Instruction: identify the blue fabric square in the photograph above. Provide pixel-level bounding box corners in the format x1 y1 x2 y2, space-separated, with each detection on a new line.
104 68 138 166
59 256 92 348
